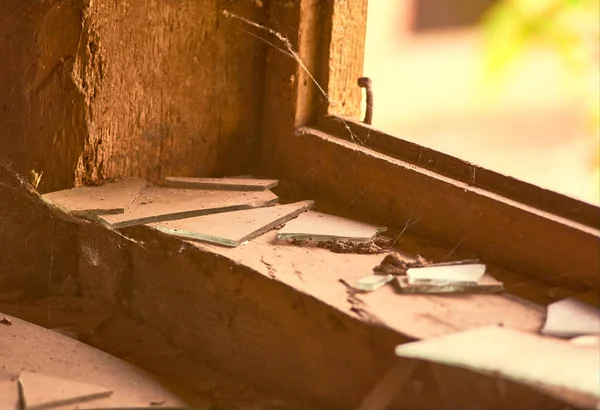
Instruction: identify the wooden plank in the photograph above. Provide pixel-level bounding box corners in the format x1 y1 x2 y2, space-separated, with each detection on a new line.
259 0 332 171
0 314 206 408
99 186 279 229
122 224 409 410
42 178 147 216
269 127 600 291
151 200 314 246
319 0 368 119
19 371 113 410
164 177 278 191
317 116 600 229
75 1 268 183
193 230 544 340
395 326 600 409
259 0 367 173
117 223 561 409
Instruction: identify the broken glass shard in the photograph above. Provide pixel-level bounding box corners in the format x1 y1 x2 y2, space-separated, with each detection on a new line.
394 326 600 409
164 176 278 191
99 186 279 229
396 274 503 294
541 298 600 338
42 178 147 217
406 264 486 285
151 200 314 247
276 211 386 242
355 274 395 291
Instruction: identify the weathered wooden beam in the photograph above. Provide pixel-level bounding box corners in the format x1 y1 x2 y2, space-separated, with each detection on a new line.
119 225 408 408
317 116 600 229
269 127 600 291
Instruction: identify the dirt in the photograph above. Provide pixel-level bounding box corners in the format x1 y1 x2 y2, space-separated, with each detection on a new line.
316 235 393 254
374 252 430 275
287 235 395 254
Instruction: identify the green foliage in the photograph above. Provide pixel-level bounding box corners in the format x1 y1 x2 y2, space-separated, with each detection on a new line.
482 0 598 74
480 0 599 137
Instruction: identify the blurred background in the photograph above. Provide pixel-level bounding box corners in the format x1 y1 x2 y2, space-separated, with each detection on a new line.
363 0 599 205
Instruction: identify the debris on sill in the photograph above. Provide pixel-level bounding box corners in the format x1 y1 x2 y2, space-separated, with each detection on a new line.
356 251 503 295
541 297 600 338
276 211 386 242
374 252 429 275
163 176 278 191
151 200 313 247
41 177 510 298
316 236 392 254
41 177 394 254
393 326 600 410
18 371 113 410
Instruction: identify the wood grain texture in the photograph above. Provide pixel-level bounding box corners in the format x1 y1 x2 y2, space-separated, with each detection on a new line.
75 0 268 184
269 127 600 291
259 0 304 166
318 116 600 229
0 1 268 191
0 0 87 193
193 231 544 340
320 0 368 119
0 168 567 409
116 225 562 409
122 225 408 409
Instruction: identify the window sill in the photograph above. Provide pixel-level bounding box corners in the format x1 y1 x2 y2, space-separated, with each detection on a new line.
284 122 600 293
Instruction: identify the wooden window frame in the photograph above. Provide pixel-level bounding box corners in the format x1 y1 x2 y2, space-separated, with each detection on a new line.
259 0 600 291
